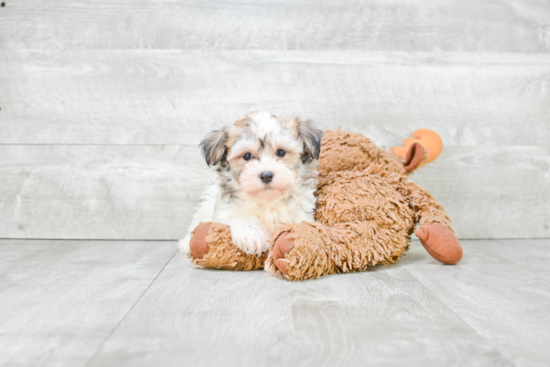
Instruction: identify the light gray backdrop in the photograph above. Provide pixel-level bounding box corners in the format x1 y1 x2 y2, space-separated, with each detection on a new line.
1 0 549 240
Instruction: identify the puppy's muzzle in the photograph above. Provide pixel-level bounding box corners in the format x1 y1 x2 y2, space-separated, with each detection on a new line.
260 171 273 184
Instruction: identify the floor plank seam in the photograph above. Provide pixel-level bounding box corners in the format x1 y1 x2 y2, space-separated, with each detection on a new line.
82 249 178 367
404 268 517 366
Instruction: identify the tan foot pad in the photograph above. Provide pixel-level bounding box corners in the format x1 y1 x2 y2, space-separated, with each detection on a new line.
272 232 296 275
189 222 212 260
416 223 463 265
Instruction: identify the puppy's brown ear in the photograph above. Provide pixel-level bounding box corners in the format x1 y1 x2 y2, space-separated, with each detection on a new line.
200 128 228 166
297 119 323 163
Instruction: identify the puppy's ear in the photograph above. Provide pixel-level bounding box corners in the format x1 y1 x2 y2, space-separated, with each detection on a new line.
200 128 228 166
297 119 323 163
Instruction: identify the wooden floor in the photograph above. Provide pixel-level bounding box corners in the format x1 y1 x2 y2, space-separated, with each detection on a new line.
1 238 550 367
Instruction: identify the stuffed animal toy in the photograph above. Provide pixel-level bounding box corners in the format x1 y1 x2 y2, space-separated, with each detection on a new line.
187 129 463 281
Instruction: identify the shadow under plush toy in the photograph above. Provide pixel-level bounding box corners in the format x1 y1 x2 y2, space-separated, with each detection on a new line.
187 128 462 281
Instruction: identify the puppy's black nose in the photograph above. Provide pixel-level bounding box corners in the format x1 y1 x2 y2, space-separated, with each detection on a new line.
260 171 273 184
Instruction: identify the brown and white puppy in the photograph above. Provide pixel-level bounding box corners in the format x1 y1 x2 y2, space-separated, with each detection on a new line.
179 111 323 255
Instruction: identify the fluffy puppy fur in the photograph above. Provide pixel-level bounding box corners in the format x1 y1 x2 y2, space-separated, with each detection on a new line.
179 111 323 255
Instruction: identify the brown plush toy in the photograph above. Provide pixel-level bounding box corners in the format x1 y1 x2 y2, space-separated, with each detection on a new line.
188 129 463 281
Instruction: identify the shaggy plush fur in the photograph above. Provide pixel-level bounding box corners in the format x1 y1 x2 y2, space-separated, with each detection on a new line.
188 128 462 281
190 222 267 271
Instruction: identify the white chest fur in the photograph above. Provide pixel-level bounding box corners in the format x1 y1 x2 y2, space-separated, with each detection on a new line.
213 183 316 233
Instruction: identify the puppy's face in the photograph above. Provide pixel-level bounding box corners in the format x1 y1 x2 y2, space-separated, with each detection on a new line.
201 111 323 202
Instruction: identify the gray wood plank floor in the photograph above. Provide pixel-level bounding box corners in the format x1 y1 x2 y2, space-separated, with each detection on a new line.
0 239 176 367
2 239 549 367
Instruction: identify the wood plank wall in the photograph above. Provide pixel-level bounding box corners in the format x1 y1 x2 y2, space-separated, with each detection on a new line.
0 0 549 240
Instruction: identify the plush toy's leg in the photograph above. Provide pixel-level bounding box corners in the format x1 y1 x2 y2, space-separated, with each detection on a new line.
405 182 463 264
266 221 410 281
188 222 267 271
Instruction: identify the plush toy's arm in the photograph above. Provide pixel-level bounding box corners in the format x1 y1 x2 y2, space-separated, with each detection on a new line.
405 181 463 264
267 220 410 281
188 222 266 271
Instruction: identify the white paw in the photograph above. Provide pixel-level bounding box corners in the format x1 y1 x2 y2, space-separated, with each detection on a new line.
230 224 270 255
178 234 192 254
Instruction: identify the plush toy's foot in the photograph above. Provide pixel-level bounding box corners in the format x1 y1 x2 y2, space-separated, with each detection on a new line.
415 223 463 265
188 222 267 271
266 222 337 281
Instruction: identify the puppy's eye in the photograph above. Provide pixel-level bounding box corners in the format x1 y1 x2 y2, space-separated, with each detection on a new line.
275 149 286 157
243 153 253 161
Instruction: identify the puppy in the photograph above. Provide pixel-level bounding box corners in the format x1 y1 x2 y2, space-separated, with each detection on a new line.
179 111 323 256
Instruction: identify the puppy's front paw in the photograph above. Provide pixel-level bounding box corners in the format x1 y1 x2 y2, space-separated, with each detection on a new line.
230 224 270 255
178 234 192 254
